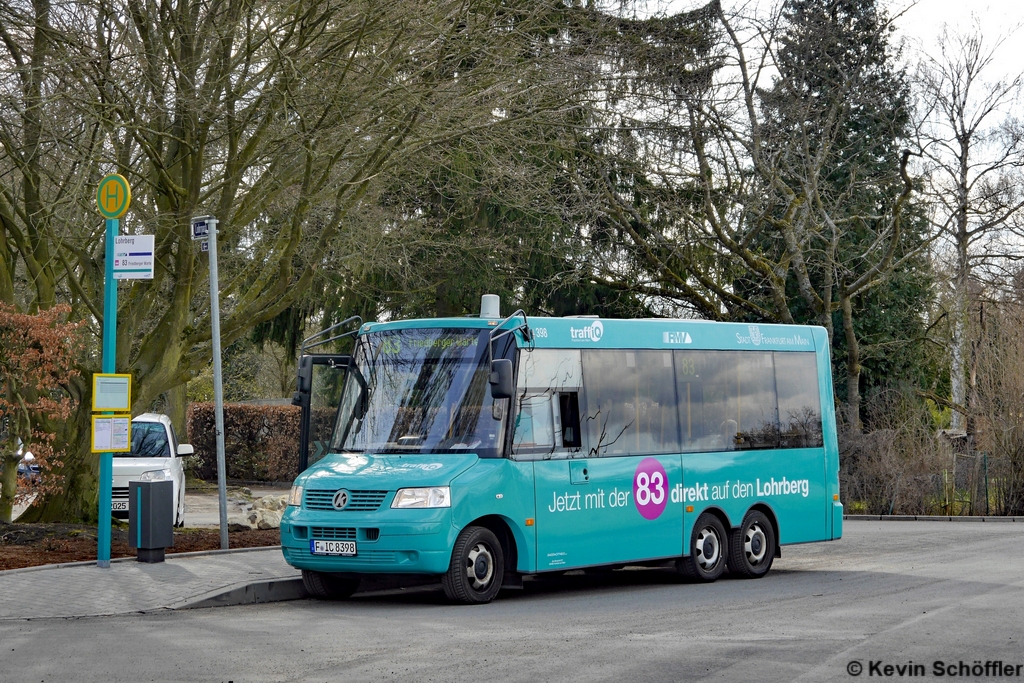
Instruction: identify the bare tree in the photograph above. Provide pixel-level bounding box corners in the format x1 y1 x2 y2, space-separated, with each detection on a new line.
915 23 1024 432
0 0 583 520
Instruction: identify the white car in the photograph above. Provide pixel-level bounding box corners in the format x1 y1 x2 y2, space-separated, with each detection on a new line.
111 413 193 527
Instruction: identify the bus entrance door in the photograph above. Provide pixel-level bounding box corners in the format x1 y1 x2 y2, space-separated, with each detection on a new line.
293 354 349 472
534 454 682 571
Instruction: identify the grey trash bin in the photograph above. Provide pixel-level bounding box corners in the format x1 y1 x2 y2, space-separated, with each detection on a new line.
128 480 175 563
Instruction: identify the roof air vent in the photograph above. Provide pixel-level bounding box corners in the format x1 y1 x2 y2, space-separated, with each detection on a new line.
480 294 500 319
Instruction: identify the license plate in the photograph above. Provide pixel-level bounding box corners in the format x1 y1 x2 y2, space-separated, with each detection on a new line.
111 501 128 511
310 539 357 556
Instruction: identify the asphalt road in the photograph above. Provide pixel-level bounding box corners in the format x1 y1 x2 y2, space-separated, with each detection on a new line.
5 521 1024 682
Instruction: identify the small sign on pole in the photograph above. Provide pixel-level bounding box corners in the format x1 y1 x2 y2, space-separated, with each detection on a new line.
191 219 210 241
91 416 132 453
200 240 209 253
92 374 132 412
113 235 155 280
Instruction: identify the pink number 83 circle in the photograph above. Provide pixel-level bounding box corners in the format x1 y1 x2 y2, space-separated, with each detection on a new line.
633 457 668 520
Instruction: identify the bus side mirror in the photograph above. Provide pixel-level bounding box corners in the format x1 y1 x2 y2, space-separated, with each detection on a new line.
489 359 514 399
293 356 313 406
296 356 313 393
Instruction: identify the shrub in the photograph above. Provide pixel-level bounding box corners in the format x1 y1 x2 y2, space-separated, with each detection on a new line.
839 390 944 515
186 403 301 482
0 304 83 522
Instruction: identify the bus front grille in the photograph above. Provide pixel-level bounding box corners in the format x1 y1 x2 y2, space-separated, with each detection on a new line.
304 489 389 511
311 527 357 540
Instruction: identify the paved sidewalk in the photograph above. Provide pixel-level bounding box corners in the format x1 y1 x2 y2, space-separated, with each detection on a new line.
0 547 302 620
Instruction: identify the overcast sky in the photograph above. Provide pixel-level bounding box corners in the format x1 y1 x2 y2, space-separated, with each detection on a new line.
651 0 1024 82
890 0 1024 81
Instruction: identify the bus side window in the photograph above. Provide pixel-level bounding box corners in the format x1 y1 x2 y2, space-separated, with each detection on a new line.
581 349 681 457
512 348 584 459
513 394 555 449
774 351 824 448
558 392 582 448
675 350 779 452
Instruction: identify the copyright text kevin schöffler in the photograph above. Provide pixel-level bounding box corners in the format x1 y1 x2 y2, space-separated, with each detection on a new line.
847 660 1024 677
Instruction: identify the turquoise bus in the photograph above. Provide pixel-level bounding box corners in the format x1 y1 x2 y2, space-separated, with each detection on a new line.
281 298 842 604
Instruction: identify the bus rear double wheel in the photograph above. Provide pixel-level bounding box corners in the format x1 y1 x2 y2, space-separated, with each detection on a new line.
728 510 776 578
677 512 728 582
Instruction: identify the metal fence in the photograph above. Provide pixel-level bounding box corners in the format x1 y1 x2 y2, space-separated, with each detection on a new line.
936 452 990 516
934 452 1024 516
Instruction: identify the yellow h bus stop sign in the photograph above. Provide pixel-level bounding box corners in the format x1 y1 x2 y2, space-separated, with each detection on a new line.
96 174 131 219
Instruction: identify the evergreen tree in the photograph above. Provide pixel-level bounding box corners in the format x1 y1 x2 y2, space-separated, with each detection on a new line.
755 0 934 427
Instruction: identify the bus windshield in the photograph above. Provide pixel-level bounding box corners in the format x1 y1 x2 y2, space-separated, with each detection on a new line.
331 328 508 457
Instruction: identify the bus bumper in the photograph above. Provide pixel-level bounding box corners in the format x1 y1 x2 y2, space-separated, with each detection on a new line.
279 509 457 575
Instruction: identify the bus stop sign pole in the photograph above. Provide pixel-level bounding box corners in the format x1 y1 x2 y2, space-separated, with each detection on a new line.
96 174 131 568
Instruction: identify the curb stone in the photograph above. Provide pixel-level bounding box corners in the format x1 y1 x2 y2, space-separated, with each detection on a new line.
174 577 307 610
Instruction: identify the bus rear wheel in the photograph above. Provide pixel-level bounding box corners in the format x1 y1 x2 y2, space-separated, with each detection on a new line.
677 512 727 582
442 526 504 604
302 570 360 600
728 510 775 578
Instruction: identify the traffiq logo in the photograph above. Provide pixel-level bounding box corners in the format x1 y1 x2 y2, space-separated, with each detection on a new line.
570 320 604 342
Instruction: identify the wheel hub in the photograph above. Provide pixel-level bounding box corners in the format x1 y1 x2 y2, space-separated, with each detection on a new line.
744 523 767 565
465 543 494 590
695 526 721 570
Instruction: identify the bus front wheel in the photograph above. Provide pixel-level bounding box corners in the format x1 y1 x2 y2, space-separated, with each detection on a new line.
677 512 727 582
442 526 504 604
302 570 360 600
728 510 775 578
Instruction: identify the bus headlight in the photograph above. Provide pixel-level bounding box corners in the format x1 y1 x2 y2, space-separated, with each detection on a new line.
391 487 451 509
288 485 303 507
140 468 170 482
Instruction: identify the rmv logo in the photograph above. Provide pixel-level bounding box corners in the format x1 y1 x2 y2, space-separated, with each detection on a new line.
570 320 604 342
663 331 692 344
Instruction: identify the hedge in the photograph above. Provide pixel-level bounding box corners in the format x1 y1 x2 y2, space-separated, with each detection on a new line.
186 402 301 482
